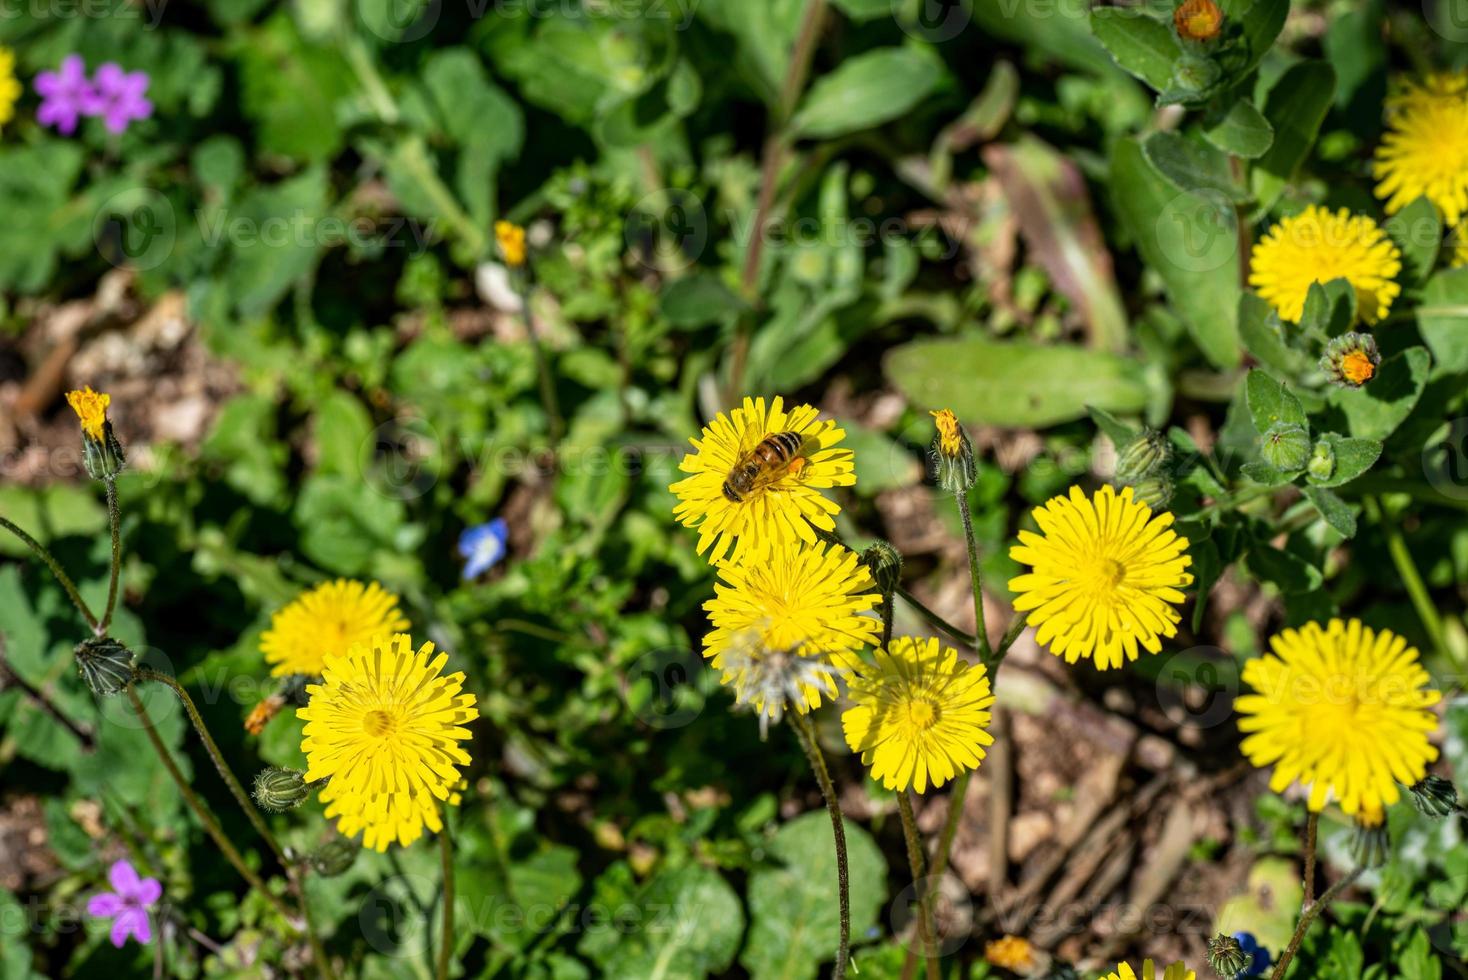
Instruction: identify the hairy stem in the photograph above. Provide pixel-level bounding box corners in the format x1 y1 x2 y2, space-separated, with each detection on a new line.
896 793 941 980
955 490 992 664
791 711 850 980
0 515 98 630
1302 813 1318 907
438 821 456 980
895 586 978 651
100 478 122 634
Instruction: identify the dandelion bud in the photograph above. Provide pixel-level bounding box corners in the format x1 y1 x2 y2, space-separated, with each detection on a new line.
1320 332 1380 388
1129 473 1175 510
1307 441 1335 482
1260 423 1310 472
1116 427 1171 484
74 637 135 697
252 767 309 813
494 220 527 268
66 387 126 481
1409 775 1460 817
929 408 976 493
1349 812 1390 868
308 836 361 877
1174 0 1223 43
860 540 904 599
1207 934 1249 979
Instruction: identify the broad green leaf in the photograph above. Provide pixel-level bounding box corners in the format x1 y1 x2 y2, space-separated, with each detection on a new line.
0 142 86 292
741 813 886 980
885 336 1150 428
313 391 374 478
235 12 352 163
1328 346 1431 440
1202 98 1274 159
791 47 945 140
1417 267 1468 373
1322 0 1385 108
1298 279 1357 339
1241 460 1296 487
1251 61 1336 209
1110 138 1240 369
1143 131 1250 203
220 167 329 319
1088 405 1139 447
694 0 805 104
1302 485 1357 538
1238 292 1311 378
1245 369 1307 434
661 272 748 328
830 0 889 19
1221 0 1289 78
1089 8 1180 93
1384 196 1442 287
579 862 743 979
1306 433 1382 489
972 0 1119 77
1247 542 1324 594
294 475 412 576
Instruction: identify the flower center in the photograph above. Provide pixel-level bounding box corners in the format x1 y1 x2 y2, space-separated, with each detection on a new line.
1342 350 1376 385
362 708 397 737
905 698 940 730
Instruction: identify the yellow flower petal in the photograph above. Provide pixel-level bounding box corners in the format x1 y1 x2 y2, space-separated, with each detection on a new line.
260 579 410 677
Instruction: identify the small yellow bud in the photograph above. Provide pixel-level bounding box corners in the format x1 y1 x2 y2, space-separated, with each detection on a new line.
495 220 527 268
1174 0 1222 42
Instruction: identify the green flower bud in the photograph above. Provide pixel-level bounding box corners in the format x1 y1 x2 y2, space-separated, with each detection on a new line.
308 836 361 877
1171 52 1222 92
1260 423 1310 473
1409 775 1460 818
81 423 128 482
252 767 309 813
1127 473 1175 510
1116 427 1171 484
1349 816 1390 868
860 540 903 599
74 637 135 697
929 409 976 494
1307 441 1335 482
1207 934 1249 979
1320 332 1380 389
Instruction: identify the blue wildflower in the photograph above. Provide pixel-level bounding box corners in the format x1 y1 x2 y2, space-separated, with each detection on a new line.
459 518 509 579
1233 932 1272 977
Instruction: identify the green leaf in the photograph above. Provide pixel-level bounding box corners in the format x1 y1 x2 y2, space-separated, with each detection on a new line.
1245 370 1307 434
1251 61 1336 209
579 862 743 978
1143 131 1250 203
1301 485 1357 537
1202 99 1274 159
1241 460 1296 487
1298 279 1357 339
1222 0 1289 77
1384 196 1442 287
421 48 524 163
313 391 374 478
1246 542 1324 594
791 47 946 140
0 142 86 292
660 272 749 328
1398 929 1443 980
294 475 412 576
741 813 886 980
1090 8 1181 93
694 0 806 104
1328 346 1431 440
885 336 1150 428
1238 292 1311 378
235 12 352 163
220 167 330 319
1110 137 1240 369
1088 405 1139 447
1417 267 1468 373
830 0 889 20
1306 433 1382 489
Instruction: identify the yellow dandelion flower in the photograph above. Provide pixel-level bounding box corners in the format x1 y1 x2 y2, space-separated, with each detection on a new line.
985 935 1036 970
842 637 995 794
299 633 477 851
1236 618 1440 817
1249 206 1402 325
1373 72 1468 226
1008 484 1193 670
703 540 879 717
1104 962 1195 980
260 579 409 677
670 396 855 565
495 220 526 267
0 48 20 132
931 409 963 457
65 387 111 441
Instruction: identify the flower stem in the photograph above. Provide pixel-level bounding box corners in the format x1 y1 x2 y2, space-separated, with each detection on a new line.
1268 866 1364 980
790 711 850 980
1364 495 1455 665
0 514 98 630
880 590 895 651
293 870 338 980
135 668 289 869
100 477 122 634
438 820 456 980
954 489 993 665
895 586 978 651
124 686 296 924
1302 812 1318 906
896 792 941 980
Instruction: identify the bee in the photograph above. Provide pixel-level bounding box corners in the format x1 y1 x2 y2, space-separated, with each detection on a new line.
722 431 807 502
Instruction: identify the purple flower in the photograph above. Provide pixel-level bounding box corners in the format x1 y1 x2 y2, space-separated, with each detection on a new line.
34 54 95 135
458 518 509 579
90 62 152 134
86 859 161 948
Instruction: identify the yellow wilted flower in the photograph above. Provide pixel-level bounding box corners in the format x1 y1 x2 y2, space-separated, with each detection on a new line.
66 387 111 442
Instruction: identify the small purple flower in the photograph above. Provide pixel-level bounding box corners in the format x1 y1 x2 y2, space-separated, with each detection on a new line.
34 54 95 135
86 859 161 948
459 518 509 580
90 62 152 134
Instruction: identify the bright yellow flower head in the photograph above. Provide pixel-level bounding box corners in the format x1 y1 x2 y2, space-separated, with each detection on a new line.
1105 962 1195 980
842 637 995 794
1373 72 1468 226
495 220 526 267
1249 206 1402 325
299 633 477 851
670 396 855 565
985 935 1036 970
1008 484 1193 670
1236 618 1441 817
65 387 112 441
703 540 879 718
260 579 410 677
0 47 20 131
931 408 963 458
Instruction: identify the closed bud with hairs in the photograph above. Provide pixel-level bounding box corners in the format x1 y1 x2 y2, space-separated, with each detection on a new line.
1409 775 1460 817
1116 427 1171 484
929 408 976 494
252 767 309 813
1261 423 1310 472
74 637 135 697
1129 473 1175 510
1350 811 1390 868
860 540 903 599
308 836 361 877
1207 934 1248 979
